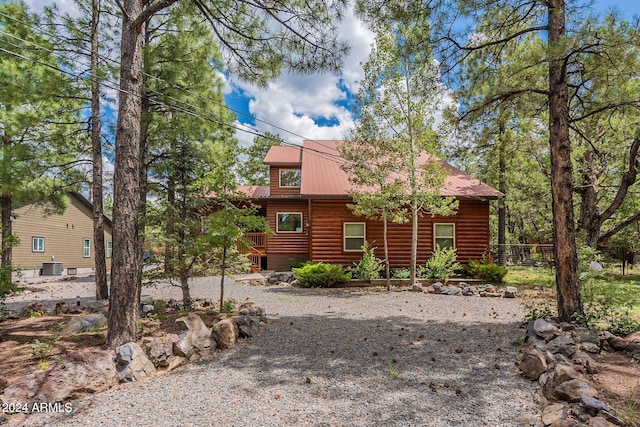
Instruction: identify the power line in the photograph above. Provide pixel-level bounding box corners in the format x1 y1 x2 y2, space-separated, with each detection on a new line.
0 11 353 165
0 35 347 167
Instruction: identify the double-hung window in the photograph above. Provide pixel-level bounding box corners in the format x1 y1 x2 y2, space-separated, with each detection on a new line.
344 223 365 251
83 238 91 258
434 223 455 249
106 241 113 258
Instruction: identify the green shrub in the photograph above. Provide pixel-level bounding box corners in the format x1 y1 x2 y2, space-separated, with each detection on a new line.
390 268 410 279
465 259 508 283
418 246 461 282
348 242 384 280
221 299 235 315
292 262 351 288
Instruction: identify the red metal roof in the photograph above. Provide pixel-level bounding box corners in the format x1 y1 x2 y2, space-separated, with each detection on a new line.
263 146 302 165
259 140 501 199
237 185 270 198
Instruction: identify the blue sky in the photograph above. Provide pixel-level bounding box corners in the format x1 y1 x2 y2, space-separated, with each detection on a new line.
23 0 639 150
222 0 638 149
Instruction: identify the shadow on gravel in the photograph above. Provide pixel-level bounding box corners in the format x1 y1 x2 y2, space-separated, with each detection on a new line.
262 285 399 299
195 313 536 425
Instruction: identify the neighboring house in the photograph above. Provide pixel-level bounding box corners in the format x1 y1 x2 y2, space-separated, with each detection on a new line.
237 140 502 272
9 192 112 278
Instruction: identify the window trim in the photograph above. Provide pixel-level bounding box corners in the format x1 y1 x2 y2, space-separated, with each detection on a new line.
82 238 91 258
106 240 113 258
276 212 303 233
278 168 301 188
433 223 456 250
32 237 45 253
343 222 366 252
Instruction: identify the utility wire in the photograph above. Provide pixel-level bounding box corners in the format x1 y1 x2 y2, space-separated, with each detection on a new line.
0 11 353 165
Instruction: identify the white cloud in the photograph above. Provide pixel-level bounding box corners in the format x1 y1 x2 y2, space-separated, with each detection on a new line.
229 5 374 146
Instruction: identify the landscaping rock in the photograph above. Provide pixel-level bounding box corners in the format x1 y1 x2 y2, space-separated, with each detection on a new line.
3 348 117 403
54 301 70 315
520 347 548 380
547 336 576 357
580 396 610 415
443 287 461 296
143 335 179 368
249 279 268 286
23 301 47 317
211 317 239 350
503 286 518 298
461 287 474 296
115 342 156 382
579 342 600 354
542 403 568 426
607 335 627 351
236 315 262 338
175 313 215 359
480 291 502 297
432 282 444 294
533 319 561 341
411 284 423 292
554 379 598 402
142 304 155 317
588 417 617 427
62 313 107 334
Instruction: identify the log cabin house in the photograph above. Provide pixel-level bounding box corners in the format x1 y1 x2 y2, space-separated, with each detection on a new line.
237 140 501 271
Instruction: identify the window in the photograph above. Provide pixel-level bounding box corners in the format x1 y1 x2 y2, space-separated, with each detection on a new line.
83 238 91 258
434 223 455 249
277 212 303 233
279 169 301 187
106 240 112 258
32 237 45 253
344 223 365 251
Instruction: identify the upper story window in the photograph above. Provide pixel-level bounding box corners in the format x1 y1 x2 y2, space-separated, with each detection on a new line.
277 212 303 233
106 240 113 258
279 169 301 187
434 223 455 249
32 237 45 253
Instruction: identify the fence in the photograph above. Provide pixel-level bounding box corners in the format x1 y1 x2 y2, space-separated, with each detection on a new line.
490 244 555 267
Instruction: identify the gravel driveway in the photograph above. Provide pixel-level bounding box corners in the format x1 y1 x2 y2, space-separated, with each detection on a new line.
10 276 541 426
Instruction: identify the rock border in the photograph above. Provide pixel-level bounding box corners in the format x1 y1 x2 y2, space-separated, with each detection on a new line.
518 318 640 426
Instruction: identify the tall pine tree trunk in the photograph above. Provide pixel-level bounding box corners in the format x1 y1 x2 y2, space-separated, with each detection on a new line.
497 121 506 266
107 0 144 348
91 0 108 301
548 0 582 322
219 244 227 311
1 193 12 288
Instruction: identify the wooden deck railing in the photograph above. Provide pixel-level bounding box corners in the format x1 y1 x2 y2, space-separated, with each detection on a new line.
238 232 267 271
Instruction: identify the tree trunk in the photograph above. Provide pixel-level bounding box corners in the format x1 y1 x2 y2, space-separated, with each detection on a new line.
107 0 144 348
577 151 601 248
91 0 108 301
548 0 583 322
165 177 175 275
497 121 506 266
180 268 191 308
1 193 12 288
383 212 390 291
219 244 227 311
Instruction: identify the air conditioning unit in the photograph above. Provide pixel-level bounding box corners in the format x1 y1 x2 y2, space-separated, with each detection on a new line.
41 262 63 276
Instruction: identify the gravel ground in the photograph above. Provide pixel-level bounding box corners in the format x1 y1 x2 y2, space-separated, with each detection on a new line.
9 276 542 426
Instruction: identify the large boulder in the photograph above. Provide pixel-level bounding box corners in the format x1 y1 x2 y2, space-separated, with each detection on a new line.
533 319 561 342
174 313 215 359
211 318 239 350
142 335 179 368
62 313 107 334
115 342 156 382
3 348 117 403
